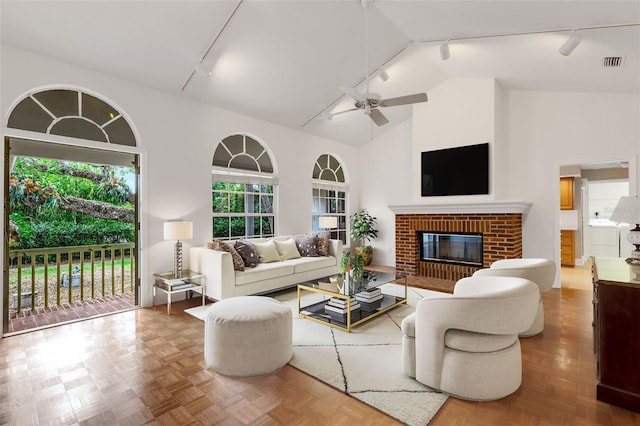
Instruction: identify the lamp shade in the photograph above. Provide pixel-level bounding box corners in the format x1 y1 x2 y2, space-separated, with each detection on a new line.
163 221 193 240
319 216 338 229
610 197 640 225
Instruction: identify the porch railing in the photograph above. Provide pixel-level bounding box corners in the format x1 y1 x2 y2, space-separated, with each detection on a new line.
8 243 135 314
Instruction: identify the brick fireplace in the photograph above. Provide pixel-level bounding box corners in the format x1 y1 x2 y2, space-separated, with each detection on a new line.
391 202 530 282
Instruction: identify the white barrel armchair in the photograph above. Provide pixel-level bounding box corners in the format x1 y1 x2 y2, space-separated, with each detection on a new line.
401 276 539 401
472 258 556 337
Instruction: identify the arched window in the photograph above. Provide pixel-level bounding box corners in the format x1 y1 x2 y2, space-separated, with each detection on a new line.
212 134 277 239
312 154 347 243
7 89 136 146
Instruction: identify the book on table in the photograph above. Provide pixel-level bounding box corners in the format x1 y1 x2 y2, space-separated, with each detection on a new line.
327 297 357 308
325 302 360 314
325 302 362 323
157 282 194 291
355 288 382 299
356 292 383 301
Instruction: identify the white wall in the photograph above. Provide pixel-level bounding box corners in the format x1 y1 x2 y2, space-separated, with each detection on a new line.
412 78 498 203
506 90 639 268
359 78 500 267
0 45 362 312
360 78 639 280
358 120 413 266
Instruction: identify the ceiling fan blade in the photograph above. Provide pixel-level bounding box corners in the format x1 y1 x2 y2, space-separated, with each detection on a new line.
368 108 389 126
324 107 359 118
339 86 365 102
380 93 428 107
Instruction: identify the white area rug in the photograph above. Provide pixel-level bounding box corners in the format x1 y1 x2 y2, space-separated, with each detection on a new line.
185 284 448 425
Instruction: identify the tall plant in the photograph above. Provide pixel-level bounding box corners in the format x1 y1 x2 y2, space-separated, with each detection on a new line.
350 209 378 248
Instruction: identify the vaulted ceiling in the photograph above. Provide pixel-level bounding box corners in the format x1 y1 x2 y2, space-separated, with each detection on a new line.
1 1 639 146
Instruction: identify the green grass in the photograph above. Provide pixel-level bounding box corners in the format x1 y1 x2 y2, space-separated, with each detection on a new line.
9 258 134 287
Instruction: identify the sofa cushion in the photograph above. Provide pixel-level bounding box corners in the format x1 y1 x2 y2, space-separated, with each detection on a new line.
445 329 517 353
235 262 295 286
294 234 319 257
208 240 245 271
292 255 337 273
251 239 281 263
234 240 259 268
317 233 330 256
274 238 301 261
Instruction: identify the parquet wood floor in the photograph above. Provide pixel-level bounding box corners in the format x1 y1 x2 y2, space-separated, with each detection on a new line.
1 268 638 425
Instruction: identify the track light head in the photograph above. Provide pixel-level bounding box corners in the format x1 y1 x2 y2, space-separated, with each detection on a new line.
439 41 450 61
559 32 582 56
378 69 389 82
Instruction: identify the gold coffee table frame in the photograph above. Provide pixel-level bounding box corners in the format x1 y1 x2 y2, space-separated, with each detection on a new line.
297 270 407 332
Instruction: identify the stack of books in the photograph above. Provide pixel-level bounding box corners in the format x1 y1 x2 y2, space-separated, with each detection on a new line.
324 297 361 322
355 287 384 311
157 278 193 292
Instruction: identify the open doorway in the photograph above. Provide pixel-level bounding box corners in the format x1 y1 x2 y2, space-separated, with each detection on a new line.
559 160 630 290
3 137 140 335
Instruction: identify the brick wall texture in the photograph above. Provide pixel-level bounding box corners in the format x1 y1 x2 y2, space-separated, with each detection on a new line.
395 213 523 281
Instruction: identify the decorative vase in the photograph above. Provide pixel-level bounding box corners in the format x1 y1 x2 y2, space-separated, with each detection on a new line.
356 246 373 266
342 271 351 295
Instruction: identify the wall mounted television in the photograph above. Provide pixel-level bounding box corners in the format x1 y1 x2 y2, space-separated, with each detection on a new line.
421 142 490 197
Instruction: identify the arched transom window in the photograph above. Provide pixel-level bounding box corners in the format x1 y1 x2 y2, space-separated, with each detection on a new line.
212 134 277 239
312 154 347 243
7 89 136 146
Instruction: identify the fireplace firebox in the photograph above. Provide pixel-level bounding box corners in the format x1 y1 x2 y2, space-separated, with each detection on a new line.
420 231 483 267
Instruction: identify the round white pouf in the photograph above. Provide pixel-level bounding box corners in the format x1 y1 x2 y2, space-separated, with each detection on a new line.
204 296 292 377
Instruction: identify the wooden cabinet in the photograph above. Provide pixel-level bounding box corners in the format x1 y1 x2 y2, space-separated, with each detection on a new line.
560 177 574 210
592 257 640 413
561 230 575 266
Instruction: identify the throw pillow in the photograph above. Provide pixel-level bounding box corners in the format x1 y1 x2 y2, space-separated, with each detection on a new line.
251 239 281 263
317 232 330 256
209 240 245 271
294 234 319 257
234 240 259 268
274 238 302 261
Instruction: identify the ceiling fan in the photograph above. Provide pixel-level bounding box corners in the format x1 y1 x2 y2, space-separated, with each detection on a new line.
325 0 428 127
331 87 428 126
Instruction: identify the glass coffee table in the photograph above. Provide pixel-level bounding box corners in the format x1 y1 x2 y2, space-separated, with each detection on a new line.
297 269 407 332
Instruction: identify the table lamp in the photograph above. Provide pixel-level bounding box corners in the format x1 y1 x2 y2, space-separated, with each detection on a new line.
609 196 640 260
319 216 338 237
163 221 193 278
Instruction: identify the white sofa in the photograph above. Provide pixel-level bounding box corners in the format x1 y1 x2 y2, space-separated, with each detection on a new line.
189 236 343 301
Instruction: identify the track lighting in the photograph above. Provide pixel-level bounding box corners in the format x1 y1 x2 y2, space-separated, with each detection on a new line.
378 69 389 82
559 32 582 56
439 41 450 60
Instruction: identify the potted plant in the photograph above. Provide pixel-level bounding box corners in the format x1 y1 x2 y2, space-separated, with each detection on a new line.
350 209 378 266
340 251 364 279
340 251 365 293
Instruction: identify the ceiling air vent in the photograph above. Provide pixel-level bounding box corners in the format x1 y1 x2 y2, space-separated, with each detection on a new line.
603 56 624 68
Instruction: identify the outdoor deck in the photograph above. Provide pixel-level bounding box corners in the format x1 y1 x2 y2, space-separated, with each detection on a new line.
7 293 136 335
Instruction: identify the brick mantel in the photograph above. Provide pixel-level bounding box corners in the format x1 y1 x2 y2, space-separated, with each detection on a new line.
394 203 527 281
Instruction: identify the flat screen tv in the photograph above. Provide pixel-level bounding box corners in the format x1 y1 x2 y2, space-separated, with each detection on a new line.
421 143 489 197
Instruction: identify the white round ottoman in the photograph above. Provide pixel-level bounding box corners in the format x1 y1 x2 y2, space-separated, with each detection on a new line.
204 296 292 377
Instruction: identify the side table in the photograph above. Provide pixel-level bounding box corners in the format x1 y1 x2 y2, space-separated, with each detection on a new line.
153 270 205 314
